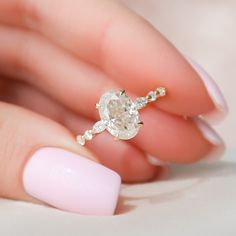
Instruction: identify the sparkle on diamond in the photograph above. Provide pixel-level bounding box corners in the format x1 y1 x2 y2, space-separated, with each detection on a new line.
98 91 141 140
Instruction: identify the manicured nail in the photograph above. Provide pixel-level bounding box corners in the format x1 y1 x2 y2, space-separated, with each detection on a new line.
147 155 169 166
186 57 228 123
23 147 121 216
194 117 225 161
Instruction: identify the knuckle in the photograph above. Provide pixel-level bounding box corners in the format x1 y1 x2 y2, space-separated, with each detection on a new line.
97 17 116 64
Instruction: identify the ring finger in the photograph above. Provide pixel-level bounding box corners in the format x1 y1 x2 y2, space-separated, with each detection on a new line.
1 78 225 170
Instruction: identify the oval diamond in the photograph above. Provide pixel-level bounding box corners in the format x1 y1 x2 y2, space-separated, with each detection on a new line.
98 90 141 140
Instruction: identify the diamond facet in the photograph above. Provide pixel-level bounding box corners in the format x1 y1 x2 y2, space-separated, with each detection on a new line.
147 91 158 101
156 87 166 97
134 97 148 109
77 135 85 145
93 120 107 133
98 91 140 140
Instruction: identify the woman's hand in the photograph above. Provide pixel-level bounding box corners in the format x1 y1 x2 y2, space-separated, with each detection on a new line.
0 0 227 215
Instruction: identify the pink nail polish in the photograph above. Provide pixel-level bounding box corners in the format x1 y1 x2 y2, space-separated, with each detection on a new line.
186 57 228 123
147 155 169 166
23 147 121 216
193 117 225 161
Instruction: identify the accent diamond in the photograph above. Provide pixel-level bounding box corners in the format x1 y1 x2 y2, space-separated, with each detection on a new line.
134 97 148 109
147 91 158 101
156 87 166 97
84 130 93 140
93 120 107 133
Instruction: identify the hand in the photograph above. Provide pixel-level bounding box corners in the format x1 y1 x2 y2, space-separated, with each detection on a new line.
0 0 227 215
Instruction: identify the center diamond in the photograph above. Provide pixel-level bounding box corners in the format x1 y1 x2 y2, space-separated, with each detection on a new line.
98 90 141 140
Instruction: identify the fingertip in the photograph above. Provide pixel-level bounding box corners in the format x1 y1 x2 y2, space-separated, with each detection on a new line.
185 56 229 123
23 147 121 216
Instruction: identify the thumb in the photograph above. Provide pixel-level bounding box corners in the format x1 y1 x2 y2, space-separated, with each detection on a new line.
0 102 121 216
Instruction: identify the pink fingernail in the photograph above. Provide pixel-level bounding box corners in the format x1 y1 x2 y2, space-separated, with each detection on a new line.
23 147 121 216
147 155 169 166
194 117 225 161
186 57 228 123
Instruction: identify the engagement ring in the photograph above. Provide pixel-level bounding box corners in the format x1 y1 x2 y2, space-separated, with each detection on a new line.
77 87 166 146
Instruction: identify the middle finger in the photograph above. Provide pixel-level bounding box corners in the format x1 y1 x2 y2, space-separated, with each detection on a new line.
0 26 224 164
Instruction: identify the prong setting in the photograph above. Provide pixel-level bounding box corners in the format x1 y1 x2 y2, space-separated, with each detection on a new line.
120 89 126 95
137 121 144 126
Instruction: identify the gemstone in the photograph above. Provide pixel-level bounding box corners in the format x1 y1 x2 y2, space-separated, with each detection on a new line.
134 97 148 109
77 135 85 145
93 120 107 133
156 87 166 97
98 90 141 140
147 91 157 101
84 130 93 140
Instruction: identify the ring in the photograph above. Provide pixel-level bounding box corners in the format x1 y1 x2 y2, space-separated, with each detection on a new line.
76 87 167 146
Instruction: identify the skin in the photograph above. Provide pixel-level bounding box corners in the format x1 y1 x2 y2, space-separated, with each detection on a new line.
0 0 218 203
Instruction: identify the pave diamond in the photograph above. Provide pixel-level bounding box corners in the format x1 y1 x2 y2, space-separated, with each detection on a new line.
134 97 148 109
156 87 166 97
98 90 141 140
84 130 93 140
147 91 158 101
93 120 107 133
77 135 85 145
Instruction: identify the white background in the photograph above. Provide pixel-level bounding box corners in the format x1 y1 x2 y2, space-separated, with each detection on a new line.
0 1 235 235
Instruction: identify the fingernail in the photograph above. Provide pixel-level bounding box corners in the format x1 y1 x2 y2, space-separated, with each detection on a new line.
193 117 225 161
186 57 228 123
23 147 121 216
147 155 169 166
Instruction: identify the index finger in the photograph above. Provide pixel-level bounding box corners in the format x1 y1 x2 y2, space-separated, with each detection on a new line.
0 0 227 118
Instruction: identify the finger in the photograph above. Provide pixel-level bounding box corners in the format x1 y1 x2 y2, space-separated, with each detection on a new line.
0 25 118 119
0 2 226 162
0 78 158 182
66 115 159 183
0 0 225 117
2 77 224 166
0 101 121 215
132 107 225 164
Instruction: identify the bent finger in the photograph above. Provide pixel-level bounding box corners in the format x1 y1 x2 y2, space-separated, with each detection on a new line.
0 0 227 118
0 101 121 215
2 78 224 167
0 25 118 119
0 78 158 182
